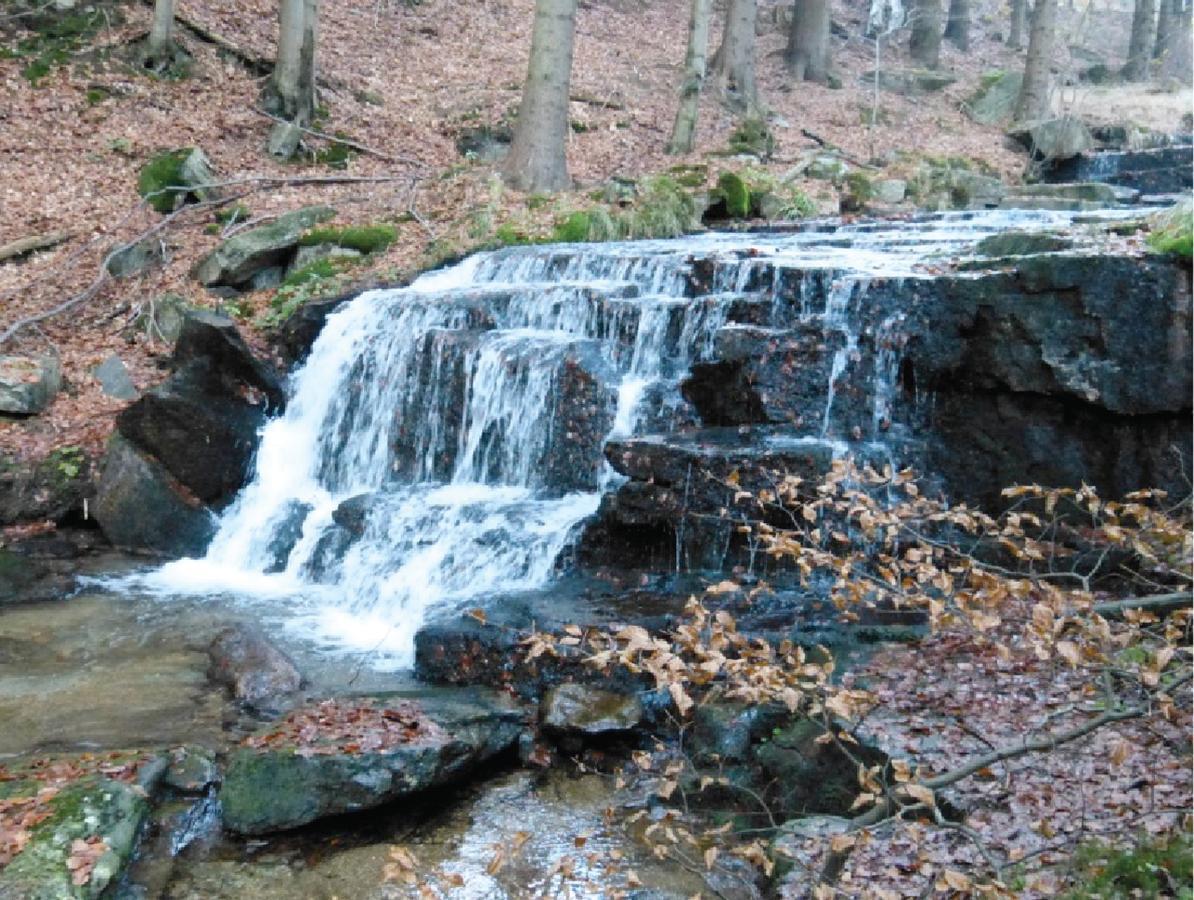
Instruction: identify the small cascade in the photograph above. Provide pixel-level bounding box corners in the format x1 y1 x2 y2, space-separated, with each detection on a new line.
136 208 1150 669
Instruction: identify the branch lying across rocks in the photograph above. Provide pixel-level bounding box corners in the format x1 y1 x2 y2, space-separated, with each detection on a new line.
1092 591 1192 620
250 108 424 166
0 231 72 265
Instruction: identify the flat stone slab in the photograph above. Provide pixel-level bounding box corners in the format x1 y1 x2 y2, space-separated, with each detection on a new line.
0 355 61 415
219 688 526 834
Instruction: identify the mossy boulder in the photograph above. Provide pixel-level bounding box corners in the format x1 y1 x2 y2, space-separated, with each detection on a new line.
298 224 396 255
137 148 217 214
1147 196 1193 261
0 777 149 899
716 172 752 218
866 68 957 94
965 70 1022 126
194 206 336 289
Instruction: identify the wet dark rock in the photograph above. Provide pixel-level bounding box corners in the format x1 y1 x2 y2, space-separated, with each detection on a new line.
172 309 285 410
1041 145 1193 194
0 448 93 527
92 434 216 557
164 746 220 793
264 500 313 573
974 231 1074 256
219 687 525 834
272 293 353 365
207 624 304 712
0 548 50 604
540 683 644 737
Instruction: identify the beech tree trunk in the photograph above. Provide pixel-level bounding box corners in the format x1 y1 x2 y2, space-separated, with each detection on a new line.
1014 0 1058 121
1123 0 1158 79
712 0 759 113
943 0 969 49
146 0 176 66
669 0 713 154
785 0 832 82
1156 0 1193 81
502 0 578 192
267 0 319 124
1008 0 1028 48
909 0 943 68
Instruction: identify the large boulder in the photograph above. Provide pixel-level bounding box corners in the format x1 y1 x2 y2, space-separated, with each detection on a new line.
540 683 644 737
219 689 525 834
194 206 336 289
965 70 1022 126
1011 117 1095 161
96 310 283 555
0 354 61 415
0 447 92 527
92 435 215 557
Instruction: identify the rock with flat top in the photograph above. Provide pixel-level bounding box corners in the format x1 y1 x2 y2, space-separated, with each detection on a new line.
0 354 61 415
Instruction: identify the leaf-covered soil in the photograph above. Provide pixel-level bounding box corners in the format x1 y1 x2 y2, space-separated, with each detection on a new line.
1 0 1188 466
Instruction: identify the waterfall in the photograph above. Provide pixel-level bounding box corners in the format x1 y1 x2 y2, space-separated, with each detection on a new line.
133 208 1149 669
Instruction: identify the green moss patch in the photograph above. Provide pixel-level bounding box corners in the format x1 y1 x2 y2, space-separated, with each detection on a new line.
137 149 194 214
299 224 397 255
1147 198 1193 261
1061 831 1192 898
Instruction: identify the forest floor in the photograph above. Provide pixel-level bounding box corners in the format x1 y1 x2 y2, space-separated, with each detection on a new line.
0 0 1189 461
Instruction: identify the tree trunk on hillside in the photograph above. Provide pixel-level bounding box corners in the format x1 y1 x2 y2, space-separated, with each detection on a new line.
1008 0 1028 48
502 0 578 192
266 0 319 124
1123 0 1158 79
943 0 969 49
909 0 943 68
785 0 832 82
669 0 714 154
1014 0 1057 121
1155 0 1193 81
712 0 759 113
146 0 176 67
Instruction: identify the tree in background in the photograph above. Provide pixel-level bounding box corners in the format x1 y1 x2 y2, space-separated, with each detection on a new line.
942 0 969 49
785 0 832 83
266 0 319 124
668 0 713 154
1123 0 1158 79
908 0 943 68
711 0 759 113
1154 0 1194 82
1014 0 1058 120
145 0 176 69
1008 0 1028 49
502 0 578 191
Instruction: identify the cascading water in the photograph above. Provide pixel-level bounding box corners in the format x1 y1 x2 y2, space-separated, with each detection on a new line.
135 208 1151 669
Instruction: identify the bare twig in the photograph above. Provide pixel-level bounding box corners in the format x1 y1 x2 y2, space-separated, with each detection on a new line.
0 231 73 264
251 107 425 166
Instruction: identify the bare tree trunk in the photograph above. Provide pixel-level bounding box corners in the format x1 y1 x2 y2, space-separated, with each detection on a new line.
1156 0 1193 81
1154 0 1174 56
1124 0 1158 79
502 0 578 192
267 0 319 124
712 0 759 113
943 0 969 49
146 0 176 66
785 0 832 82
1008 0 1028 48
909 0 943 67
1014 0 1058 121
669 0 713 154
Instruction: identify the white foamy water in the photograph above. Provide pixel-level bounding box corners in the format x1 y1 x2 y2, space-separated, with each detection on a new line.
125 208 1144 668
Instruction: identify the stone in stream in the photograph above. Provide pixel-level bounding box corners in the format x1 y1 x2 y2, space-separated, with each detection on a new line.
219 688 525 834
0 447 93 528
0 354 61 416
0 776 150 900
207 624 303 713
193 205 336 289
539 683 644 737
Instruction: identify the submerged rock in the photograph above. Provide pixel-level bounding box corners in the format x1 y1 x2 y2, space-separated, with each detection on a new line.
219 688 525 834
540 683 644 736
207 624 304 712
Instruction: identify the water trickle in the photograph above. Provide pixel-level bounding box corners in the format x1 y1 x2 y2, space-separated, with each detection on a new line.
129 209 1150 669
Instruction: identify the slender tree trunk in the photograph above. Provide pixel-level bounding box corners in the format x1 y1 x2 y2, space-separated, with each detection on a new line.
909 0 943 68
1014 0 1058 121
785 0 832 82
669 0 713 154
1154 0 1174 56
1157 0 1193 81
146 0 176 66
943 0 969 49
267 0 319 124
1008 0 1028 48
1124 0 1158 79
712 0 759 113
502 0 578 192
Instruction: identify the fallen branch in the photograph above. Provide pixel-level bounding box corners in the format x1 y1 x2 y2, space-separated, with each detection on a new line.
1092 592 1192 620
799 128 874 170
172 9 272 74
569 91 626 111
0 231 72 264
